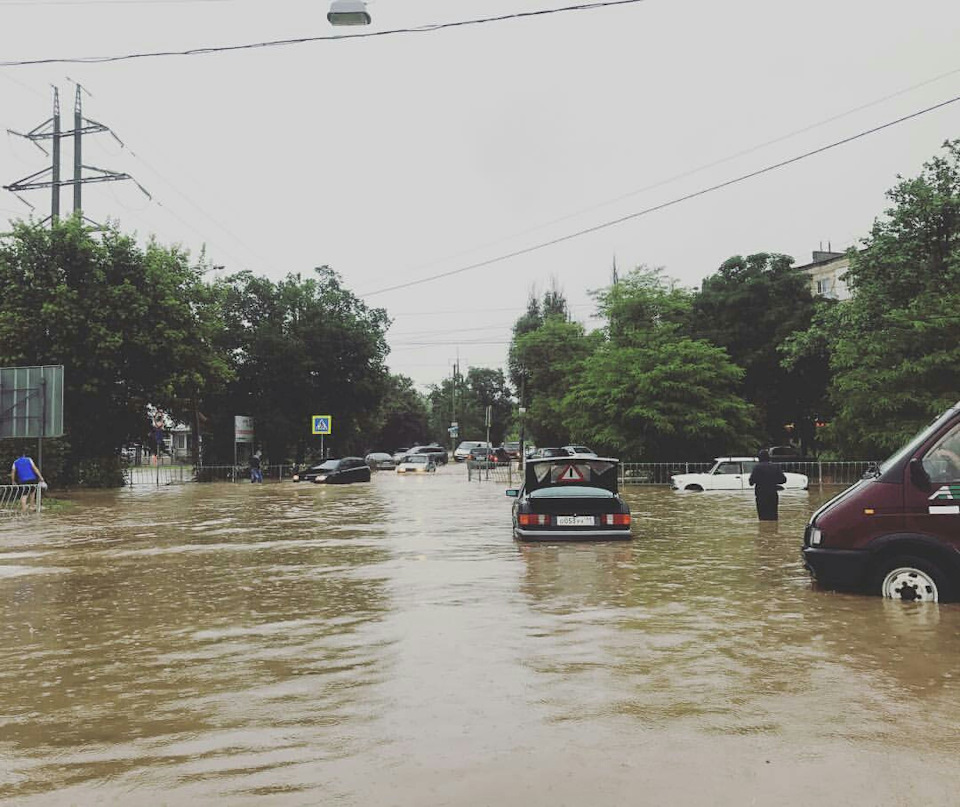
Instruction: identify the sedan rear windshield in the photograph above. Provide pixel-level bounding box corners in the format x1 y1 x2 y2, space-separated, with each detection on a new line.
529 486 614 499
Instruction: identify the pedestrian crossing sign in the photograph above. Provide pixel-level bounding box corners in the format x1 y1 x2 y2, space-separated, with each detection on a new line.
312 415 332 435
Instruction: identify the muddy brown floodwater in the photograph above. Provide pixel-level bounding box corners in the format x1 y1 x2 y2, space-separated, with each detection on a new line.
1 466 959 805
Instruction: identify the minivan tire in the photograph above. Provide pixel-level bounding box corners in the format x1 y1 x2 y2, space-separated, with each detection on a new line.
871 555 954 603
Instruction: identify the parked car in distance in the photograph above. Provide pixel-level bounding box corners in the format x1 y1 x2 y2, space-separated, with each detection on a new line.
291 457 371 484
392 448 411 464
405 444 448 465
365 452 396 470
562 445 597 457
506 455 631 541
531 447 571 459
503 441 522 460
524 445 538 459
455 440 490 462
804 400 960 602
671 458 808 491
396 454 437 474
466 446 509 463
767 444 804 461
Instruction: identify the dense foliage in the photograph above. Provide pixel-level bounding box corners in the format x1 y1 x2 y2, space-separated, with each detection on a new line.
2 140 956 478
428 367 514 448
0 219 228 485
204 268 390 463
785 140 960 456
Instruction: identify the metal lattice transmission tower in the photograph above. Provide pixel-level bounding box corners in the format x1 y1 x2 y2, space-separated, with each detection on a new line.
3 85 150 225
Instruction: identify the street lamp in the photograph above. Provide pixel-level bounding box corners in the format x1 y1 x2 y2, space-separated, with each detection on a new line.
328 0 371 25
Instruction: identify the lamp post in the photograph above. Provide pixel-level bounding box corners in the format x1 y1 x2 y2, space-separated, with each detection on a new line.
328 0 371 25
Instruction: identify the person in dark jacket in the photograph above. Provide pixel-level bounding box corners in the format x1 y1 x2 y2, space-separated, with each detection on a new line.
749 449 787 521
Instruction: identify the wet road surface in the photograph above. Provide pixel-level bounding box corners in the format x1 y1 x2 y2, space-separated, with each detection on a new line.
1 466 959 805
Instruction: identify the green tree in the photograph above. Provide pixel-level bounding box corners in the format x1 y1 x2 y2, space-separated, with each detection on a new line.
805 141 960 455
207 267 390 463
690 253 824 452
510 317 596 447
370 374 430 451
428 366 514 446
567 266 755 458
0 218 229 484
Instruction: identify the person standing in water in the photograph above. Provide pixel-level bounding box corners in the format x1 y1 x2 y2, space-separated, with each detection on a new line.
249 451 263 483
749 449 786 521
10 452 44 512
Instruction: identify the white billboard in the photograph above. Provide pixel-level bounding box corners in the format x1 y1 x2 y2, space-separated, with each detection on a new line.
234 415 254 443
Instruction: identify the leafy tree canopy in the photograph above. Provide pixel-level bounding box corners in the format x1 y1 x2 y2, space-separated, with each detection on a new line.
206 267 390 463
812 140 960 455
690 252 824 451
0 218 229 483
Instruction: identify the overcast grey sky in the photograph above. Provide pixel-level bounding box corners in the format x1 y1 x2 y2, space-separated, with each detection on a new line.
2 0 959 391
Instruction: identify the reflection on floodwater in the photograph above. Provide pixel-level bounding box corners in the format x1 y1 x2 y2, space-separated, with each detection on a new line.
0 472 958 805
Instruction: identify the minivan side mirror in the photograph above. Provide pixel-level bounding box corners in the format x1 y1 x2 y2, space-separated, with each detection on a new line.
909 457 932 491
505 489 520 498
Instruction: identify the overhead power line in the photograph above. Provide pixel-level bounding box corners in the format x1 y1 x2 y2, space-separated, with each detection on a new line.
0 0 649 67
386 63 960 281
361 92 960 298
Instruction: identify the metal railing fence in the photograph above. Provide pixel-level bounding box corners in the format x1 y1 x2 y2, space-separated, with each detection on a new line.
618 460 878 486
193 464 296 483
0 483 42 514
124 465 193 486
619 462 713 485
466 460 517 483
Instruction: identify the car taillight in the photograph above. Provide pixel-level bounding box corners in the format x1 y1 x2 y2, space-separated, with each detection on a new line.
602 514 631 526
518 514 551 526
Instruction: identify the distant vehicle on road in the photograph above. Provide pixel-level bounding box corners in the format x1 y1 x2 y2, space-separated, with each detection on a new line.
292 457 371 484
531 447 570 459
503 441 522 460
365 452 396 470
455 441 490 462
396 454 437 474
671 457 808 492
562 445 597 457
506 455 631 541
405 444 448 465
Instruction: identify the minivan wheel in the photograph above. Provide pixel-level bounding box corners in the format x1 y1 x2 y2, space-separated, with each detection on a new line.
873 556 951 603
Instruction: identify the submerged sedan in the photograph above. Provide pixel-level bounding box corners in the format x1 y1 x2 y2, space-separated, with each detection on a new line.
291 457 371 484
671 457 808 491
396 454 437 474
506 455 632 541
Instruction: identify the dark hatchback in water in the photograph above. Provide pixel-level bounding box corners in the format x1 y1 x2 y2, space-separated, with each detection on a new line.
803 401 960 602
291 457 371 484
506 455 631 541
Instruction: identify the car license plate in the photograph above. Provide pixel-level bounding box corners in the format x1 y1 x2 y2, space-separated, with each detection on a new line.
556 515 594 527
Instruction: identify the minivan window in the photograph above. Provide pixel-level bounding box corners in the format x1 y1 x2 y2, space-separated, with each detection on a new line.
922 422 960 483
879 408 957 475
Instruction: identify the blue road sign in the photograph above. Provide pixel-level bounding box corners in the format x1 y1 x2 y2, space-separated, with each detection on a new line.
312 415 332 435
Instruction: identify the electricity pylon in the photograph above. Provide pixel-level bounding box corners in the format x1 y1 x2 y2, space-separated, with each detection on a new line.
4 84 150 225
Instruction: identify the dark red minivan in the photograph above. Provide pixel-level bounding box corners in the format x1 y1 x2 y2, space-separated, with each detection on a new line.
803 401 960 602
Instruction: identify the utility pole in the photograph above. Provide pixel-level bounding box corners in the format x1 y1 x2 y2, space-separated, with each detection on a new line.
4 84 150 223
73 85 83 214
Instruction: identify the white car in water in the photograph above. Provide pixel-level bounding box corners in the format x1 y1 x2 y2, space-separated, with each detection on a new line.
671 457 808 492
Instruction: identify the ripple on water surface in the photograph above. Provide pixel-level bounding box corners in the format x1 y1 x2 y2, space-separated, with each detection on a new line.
0 475 959 804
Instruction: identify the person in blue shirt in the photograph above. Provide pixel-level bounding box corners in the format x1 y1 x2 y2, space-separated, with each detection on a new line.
11 452 44 512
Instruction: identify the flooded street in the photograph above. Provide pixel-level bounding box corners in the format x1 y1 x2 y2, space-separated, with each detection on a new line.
1 467 959 805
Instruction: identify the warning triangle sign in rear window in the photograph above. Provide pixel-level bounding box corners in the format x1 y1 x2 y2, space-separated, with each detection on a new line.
554 463 587 483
